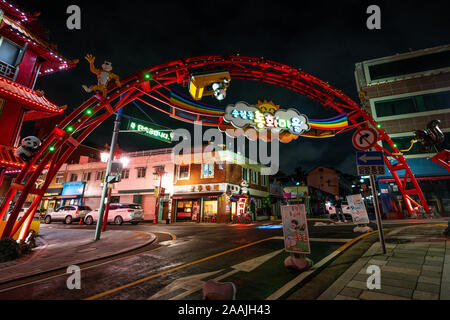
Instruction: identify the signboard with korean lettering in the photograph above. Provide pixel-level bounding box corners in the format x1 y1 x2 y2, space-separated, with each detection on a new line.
281 204 310 254
346 194 370 224
356 151 386 176
128 120 172 143
223 101 310 136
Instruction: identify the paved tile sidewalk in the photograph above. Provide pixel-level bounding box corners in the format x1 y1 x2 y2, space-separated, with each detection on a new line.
0 225 156 283
318 224 450 300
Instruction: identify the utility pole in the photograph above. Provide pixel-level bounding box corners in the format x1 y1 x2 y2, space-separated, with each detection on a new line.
369 171 386 254
94 108 123 241
154 167 165 224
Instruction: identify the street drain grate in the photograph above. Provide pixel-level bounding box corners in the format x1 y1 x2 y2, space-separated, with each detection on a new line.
385 238 411 244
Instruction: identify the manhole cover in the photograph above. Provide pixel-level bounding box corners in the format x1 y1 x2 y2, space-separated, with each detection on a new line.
385 238 411 244
78 247 97 253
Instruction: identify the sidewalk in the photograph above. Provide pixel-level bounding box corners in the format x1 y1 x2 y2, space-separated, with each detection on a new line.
317 223 449 300
0 225 156 284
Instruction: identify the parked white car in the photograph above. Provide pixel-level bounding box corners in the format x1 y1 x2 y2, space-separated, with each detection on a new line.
84 203 144 225
43 205 92 224
4 207 42 221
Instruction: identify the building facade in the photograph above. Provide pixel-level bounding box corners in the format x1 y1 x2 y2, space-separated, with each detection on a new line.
306 166 352 197
42 148 175 222
171 150 270 223
355 44 450 215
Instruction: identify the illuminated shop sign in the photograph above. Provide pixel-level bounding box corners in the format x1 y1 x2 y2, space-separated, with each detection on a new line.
128 121 172 143
223 101 310 135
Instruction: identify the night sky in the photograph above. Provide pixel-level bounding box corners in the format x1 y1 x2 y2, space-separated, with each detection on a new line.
19 0 450 175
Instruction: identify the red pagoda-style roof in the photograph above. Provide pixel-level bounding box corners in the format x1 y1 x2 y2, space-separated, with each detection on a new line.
0 75 64 115
0 144 49 170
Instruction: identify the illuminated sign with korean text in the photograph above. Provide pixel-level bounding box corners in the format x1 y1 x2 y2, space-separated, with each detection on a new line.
223 101 310 135
128 120 172 143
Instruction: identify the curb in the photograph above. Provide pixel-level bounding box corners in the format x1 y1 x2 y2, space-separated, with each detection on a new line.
0 231 157 285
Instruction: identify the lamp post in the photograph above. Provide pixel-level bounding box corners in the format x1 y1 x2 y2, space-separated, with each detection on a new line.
154 167 165 224
94 108 123 241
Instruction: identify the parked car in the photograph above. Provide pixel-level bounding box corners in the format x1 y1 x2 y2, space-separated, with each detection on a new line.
43 205 92 224
5 207 42 221
84 203 144 225
325 202 353 221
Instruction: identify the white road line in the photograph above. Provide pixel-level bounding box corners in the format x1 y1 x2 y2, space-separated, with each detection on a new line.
265 250 341 300
271 236 351 243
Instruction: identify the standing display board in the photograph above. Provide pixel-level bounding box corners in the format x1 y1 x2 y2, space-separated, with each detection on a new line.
281 204 310 254
346 194 370 224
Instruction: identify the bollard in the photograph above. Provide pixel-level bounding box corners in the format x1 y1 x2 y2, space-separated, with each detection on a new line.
202 280 236 300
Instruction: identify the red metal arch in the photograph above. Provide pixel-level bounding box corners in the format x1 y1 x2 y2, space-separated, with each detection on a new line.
0 55 429 240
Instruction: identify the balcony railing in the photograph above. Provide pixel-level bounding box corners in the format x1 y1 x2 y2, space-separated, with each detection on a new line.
123 148 173 158
0 60 18 81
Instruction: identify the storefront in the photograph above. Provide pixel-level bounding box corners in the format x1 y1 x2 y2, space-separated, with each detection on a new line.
40 187 63 213
172 193 225 223
60 181 86 206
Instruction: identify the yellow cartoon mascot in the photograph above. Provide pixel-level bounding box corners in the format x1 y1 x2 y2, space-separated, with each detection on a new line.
82 54 121 97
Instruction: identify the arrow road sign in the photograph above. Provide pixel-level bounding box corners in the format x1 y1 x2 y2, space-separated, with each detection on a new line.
356 151 385 175
356 151 384 165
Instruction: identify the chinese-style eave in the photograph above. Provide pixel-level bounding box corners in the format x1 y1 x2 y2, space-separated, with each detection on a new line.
0 144 48 171
0 74 64 115
0 13 77 76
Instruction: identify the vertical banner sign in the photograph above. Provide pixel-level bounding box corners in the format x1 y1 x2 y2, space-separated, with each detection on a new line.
346 194 370 224
281 204 310 254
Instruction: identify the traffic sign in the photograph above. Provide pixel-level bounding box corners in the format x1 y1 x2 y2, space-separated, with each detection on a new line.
356 151 385 176
352 127 378 150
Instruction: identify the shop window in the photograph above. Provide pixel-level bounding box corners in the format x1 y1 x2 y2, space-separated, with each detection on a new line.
136 167 146 178
261 175 268 186
242 167 249 181
70 174 78 182
203 200 218 221
178 165 190 180
201 163 214 178
122 168 129 179
251 170 258 184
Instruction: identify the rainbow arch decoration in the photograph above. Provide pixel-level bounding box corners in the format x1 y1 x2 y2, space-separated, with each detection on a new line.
169 89 348 138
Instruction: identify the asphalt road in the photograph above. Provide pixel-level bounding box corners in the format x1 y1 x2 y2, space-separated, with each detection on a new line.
0 221 383 300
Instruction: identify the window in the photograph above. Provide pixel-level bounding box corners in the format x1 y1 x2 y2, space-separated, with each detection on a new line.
261 175 268 186
110 196 120 203
0 37 21 66
382 132 450 155
178 165 189 180
201 163 214 178
69 174 78 182
136 167 146 178
153 165 165 180
55 173 64 184
96 171 102 181
242 167 249 181
122 169 129 179
368 50 450 81
133 195 142 204
251 170 258 184
374 90 450 118
82 172 91 181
